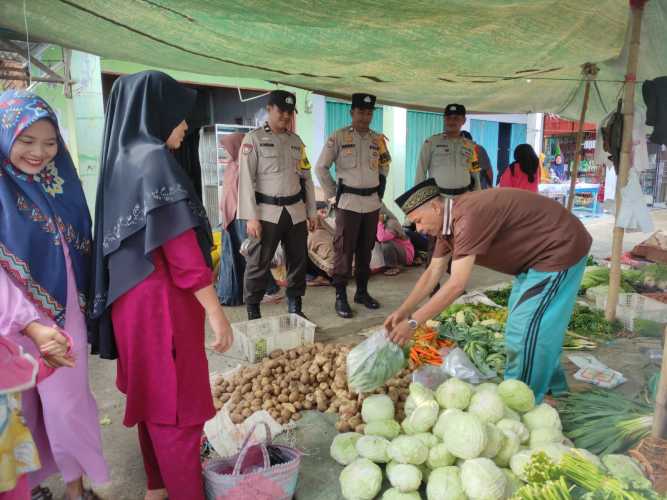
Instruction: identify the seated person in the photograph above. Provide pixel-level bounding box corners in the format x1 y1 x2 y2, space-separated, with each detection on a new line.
375 205 415 276
307 201 335 286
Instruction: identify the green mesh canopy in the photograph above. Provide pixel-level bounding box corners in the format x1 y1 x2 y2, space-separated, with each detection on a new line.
2 0 667 120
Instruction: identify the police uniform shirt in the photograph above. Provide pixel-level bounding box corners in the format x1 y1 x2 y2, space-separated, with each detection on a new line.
414 134 480 191
237 124 316 224
315 126 391 213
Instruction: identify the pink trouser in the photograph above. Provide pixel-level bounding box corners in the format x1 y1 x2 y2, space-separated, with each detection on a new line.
0 475 29 500
137 422 205 500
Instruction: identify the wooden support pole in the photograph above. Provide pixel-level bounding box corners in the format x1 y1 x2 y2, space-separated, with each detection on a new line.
605 2 646 321
0 73 73 84
567 64 599 211
653 329 667 439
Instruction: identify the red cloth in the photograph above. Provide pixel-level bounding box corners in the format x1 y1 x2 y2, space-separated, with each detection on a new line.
111 229 215 427
0 475 29 500
499 162 539 192
137 422 205 500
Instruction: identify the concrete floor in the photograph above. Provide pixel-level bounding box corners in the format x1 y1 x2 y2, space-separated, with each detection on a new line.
45 209 667 499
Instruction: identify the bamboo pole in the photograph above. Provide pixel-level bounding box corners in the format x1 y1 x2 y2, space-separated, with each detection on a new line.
605 1 647 321
567 64 599 211
653 329 667 439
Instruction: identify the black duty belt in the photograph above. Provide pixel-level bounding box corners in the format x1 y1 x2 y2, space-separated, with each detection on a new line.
439 186 468 196
340 184 380 196
255 191 303 206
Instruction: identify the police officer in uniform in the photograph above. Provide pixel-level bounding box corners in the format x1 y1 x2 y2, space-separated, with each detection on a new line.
414 104 481 194
315 93 391 318
238 90 317 320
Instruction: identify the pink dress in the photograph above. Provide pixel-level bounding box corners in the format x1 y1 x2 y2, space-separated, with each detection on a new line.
110 229 215 427
499 162 539 192
376 222 415 265
0 239 110 488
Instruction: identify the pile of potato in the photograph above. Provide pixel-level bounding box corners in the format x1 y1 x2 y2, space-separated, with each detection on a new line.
210 342 412 428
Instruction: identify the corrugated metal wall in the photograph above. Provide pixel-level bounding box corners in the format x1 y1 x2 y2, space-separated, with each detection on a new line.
470 119 500 182
325 100 383 137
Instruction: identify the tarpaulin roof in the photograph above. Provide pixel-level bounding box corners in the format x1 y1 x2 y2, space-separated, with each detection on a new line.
2 0 667 120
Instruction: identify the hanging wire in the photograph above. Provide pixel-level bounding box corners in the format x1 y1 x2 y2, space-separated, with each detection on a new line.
237 87 270 103
555 78 584 115
593 80 609 114
23 0 32 86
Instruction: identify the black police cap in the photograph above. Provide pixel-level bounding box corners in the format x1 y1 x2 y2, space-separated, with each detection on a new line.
268 90 297 113
351 93 376 110
444 103 466 116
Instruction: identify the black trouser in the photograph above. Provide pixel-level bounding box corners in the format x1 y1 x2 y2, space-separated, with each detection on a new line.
333 208 379 287
244 208 307 305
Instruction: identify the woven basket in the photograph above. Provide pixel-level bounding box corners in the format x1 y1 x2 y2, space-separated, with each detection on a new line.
203 422 302 500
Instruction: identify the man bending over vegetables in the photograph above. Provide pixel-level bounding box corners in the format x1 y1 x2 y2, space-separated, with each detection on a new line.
385 179 592 402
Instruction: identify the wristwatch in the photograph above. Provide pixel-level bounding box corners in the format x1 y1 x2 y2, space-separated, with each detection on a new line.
407 315 418 331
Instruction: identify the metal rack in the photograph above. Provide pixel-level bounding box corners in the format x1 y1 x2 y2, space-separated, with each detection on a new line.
198 124 254 229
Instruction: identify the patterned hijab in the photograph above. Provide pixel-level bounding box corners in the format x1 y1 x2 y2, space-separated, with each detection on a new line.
89 71 212 359
0 90 92 326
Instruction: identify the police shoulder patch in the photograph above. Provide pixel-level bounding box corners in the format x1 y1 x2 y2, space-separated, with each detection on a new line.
241 143 254 155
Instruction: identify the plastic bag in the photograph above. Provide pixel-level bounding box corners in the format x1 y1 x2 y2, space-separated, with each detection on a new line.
347 330 405 393
412 347 494 388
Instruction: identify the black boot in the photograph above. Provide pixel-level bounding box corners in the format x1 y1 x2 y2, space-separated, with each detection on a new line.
354 278 380 309
288 296 307 319
335 286 353 319
247 303 261 320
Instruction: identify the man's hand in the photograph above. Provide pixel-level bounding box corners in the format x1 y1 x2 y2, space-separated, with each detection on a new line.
247 219 262 239
388 319 413 347
307 216 318 232
208 309 234 353
384 308 408 332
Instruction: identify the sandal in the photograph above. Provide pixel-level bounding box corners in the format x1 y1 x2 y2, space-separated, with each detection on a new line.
384 267 401 276
32 486 54 500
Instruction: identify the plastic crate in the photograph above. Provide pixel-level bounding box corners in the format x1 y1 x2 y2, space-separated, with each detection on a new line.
616 295 667 336
232 314 316 363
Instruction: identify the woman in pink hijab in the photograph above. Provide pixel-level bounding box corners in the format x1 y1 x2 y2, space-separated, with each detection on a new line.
216 133 280 305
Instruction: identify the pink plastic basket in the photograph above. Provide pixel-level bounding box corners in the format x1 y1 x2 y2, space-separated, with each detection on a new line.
203 422 302 500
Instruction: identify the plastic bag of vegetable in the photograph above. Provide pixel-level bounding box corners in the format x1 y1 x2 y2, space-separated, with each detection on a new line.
460 457 508 500
330 432 362 465
386 461 423 492
347 330 406 394
426 466 466 500
339 458 382 500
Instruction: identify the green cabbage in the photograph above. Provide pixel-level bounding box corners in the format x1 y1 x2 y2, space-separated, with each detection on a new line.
386 461 423 492
497 379 536 413
382 488 421 500
522 403 562 432
602 454 651 489
533 443 571 465
388 435 429 465
355 435 390 463
475 382 499 393
468 391 505 424
364 419 401 440
427 443 456 468
461 457 508 500
529 427 564 449
405 382 435 417
494 429 521 468
426 466 466 500
441 412 488 459
361 395 395 423
435 378 473 410
496 418 529 444
414 432 440 449
402 399 439 434
330 432 362 465
433 409 463 439
503 405 521 421
481 423 503 458
502 469 523 497
509 449 534 481
340 458 382 500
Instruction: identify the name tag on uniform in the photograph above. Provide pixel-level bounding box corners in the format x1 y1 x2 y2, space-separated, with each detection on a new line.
341 144 355 156
259 143 274 147
436 144 450 153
